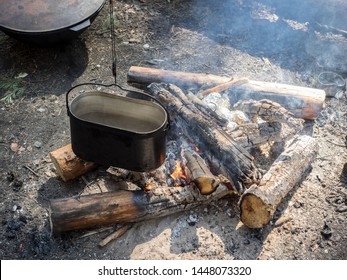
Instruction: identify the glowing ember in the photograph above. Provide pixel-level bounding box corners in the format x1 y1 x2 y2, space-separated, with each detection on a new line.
145 184 152 191
170 161 187 181
194 145 200 153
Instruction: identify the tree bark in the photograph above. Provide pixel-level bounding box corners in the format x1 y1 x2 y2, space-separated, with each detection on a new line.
239 135 317 228
127 66 325 120
49 144 97 182
50 182 234 233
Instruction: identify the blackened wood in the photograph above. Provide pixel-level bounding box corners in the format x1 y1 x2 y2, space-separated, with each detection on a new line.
148 83 262 193
50 182 234 233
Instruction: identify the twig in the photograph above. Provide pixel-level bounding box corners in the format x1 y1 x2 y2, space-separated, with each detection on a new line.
98 224 130 247
23 165 40 177
325 139 347 148
196 77 249 99
274 216 292 228
81 175 94 187
79 227 113 239
96 181 104 193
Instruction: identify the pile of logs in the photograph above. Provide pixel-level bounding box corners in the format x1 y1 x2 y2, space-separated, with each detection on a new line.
49 67 324 234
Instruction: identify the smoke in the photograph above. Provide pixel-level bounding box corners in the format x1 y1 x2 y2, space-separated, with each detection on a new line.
182 0 347 76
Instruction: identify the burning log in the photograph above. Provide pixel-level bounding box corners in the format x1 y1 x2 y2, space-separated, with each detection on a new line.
183 149 220 195
127 66 326 120
49 144 97 182
148 83 262 193
239 135 317 228
50 182 234 233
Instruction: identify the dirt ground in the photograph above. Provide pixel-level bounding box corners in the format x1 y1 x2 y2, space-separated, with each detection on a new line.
0 0 346 260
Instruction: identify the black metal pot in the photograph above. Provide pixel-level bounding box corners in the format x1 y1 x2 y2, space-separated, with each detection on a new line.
66 83 170 172
0 0 105 45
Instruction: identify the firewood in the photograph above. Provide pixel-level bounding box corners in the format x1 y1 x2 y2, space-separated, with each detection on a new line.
127 66 326 120
148 83 262 193
230 99 304 148
186 91 229 127
98 224 130 247
128 66 228 89
239 135 317 228
183 149 220 195
196 77 250 99
49 144 97 182
49 181 234 233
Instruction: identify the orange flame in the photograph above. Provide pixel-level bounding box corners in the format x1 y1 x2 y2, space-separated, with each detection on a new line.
145 184 152 191
170 161 187 181
194 145 200 153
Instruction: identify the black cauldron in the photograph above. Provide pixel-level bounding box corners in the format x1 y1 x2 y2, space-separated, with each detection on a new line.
0 0 105 45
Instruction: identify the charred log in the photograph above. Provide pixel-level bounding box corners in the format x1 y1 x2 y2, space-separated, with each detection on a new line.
50 181 234 233
147 83 262 193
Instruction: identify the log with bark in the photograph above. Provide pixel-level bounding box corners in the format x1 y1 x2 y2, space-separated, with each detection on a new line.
239 134 318 228
50 181 235 233
127 66 326 120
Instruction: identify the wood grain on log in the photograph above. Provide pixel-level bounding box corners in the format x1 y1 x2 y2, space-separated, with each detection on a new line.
239 135 317 228
49 144 97 182
127 66 325 120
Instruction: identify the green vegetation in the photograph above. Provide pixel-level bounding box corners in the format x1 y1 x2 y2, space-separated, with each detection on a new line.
0 73 27 103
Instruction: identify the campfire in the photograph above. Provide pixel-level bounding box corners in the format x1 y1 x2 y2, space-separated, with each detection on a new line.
48 66 325 237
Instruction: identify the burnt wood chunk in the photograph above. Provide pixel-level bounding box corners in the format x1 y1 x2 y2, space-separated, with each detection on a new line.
183 149 220 195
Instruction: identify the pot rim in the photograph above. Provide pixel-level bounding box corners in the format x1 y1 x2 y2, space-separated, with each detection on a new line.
69 91 169 135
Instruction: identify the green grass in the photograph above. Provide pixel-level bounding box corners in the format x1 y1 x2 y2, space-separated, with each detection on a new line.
0 73 27 103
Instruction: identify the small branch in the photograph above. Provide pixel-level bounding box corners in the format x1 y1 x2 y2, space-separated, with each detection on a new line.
325 139 346 148
98 224 130 247
197 77 249 99
81 175 94 188
23 165 40 177
79 227 113 239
